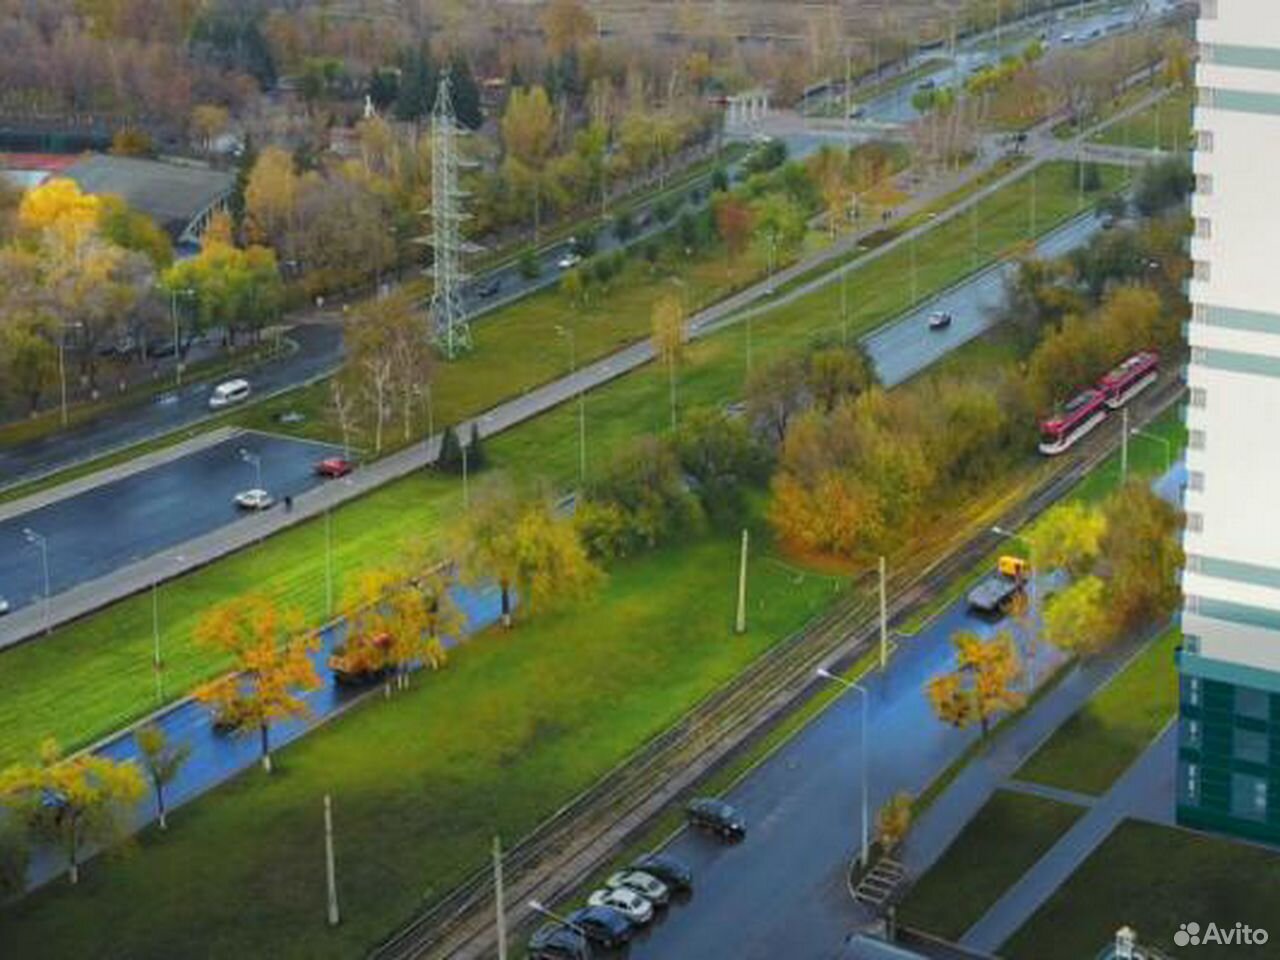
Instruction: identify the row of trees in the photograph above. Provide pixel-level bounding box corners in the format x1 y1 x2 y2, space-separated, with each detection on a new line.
0 179 173 416
928 481 1182 740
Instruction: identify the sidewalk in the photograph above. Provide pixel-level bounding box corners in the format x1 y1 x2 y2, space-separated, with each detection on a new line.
960 723 1176 953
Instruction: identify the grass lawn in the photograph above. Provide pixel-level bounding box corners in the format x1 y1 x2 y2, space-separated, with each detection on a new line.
1016 627 1179 795
0 160 1127 771
0 529 843 959
1091 87 1194 152
1003 819 1280 959
898 790 1086 941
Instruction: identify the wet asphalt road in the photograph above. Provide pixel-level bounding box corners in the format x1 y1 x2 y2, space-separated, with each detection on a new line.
869 209 1105 387
593 594 1067 960
0 324 344 485
0 431 340 616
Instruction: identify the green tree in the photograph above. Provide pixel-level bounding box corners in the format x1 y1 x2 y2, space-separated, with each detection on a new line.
467 423 488 472
1027 502 1106 578
135 724 190 831
437 424 464 473
451 482 602 627
1042 575 1113 656
501 86 556 238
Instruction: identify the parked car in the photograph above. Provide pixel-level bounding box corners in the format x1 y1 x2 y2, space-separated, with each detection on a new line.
315 456 354 478
556 251 582 270
527 922 592 960
928 311 953 331
209 378 251 409
234 488 275 511
587 887 654 925
474 276 502 299
630 852 693 893
0 596 10 616
606 870 669 906
146 338 177 358
565 905 634 949
686 797 747 840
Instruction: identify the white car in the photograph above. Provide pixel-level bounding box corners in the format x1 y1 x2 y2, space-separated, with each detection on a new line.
234 488 275 511
587 887 654 925
605 870 669 906
0 596 9 616
209 378 251 409
556 251 582 270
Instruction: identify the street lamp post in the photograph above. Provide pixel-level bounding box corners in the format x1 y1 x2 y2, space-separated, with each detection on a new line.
816 668 870 869
556 325 586 484
528 900 586 939
23 527 51 635
238 447 263 490
150 554 185 703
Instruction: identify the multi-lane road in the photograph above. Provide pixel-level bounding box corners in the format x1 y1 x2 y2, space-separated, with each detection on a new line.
0 431 343 617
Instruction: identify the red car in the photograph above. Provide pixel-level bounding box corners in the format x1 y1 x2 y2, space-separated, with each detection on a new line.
315 456 354 478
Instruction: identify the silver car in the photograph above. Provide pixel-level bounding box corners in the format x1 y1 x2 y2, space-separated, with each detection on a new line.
234 488 275 511
606 869 670 906
587 887 653 925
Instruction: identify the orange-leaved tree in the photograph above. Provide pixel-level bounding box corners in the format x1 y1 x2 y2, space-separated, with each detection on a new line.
927 630 1025 738
195 595 320 774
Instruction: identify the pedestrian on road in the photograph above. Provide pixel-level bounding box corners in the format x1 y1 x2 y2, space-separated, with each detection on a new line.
284 495 293 513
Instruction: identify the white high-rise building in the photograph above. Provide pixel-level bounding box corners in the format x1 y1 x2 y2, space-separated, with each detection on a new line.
1178 0 1280 843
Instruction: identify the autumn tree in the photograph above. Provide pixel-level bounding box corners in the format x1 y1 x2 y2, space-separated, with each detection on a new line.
194 596 321 774
1042 575 1113 657
135 724 190 831
243 146 299 249
542 0 595 58
0 739 144 885
341 292 429 453
501 86 556 238
450 481 602 628
712 194 754 268
1026 501 1105 579
927 630 1025 737
651 292 688 428
191 103 230 152
875 791 914 854
1099 482 1183 635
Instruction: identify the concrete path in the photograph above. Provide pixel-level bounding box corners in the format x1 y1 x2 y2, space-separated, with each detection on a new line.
960 722 1176 953
1001 779 1099 808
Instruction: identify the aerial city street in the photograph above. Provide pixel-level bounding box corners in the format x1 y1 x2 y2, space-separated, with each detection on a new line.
0 1 1274 958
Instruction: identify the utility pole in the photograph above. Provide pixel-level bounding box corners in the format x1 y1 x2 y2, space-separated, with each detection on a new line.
424 69 480 359
1120 405 1130 481
494 836 507 960
324 794 340 926
152 578 164 702
878 556 888 670
462 436 470 509
736 529 750 634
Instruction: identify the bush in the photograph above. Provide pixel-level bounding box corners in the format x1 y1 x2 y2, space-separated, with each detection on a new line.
467 423 488 472
613 209 635 242
1080 161 1103 193
571 227 598 258
710 167 729 193
518 248 540 279
436 425 464 473
1133 157 1193 216
654 197 677 223
584 436 705 557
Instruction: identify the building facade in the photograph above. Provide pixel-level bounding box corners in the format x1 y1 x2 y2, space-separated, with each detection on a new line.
1178 0 1280 843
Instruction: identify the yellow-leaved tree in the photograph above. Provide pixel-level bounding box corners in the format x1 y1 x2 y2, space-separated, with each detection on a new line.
927 630 1025 738
194 596 320 774
0 739 144 885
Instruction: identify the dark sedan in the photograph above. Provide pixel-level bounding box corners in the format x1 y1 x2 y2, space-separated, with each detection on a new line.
630 852 693 893
566 905 634 949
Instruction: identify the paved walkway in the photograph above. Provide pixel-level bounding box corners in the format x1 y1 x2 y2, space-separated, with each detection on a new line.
900 633 1153 882
960 722 1176 953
